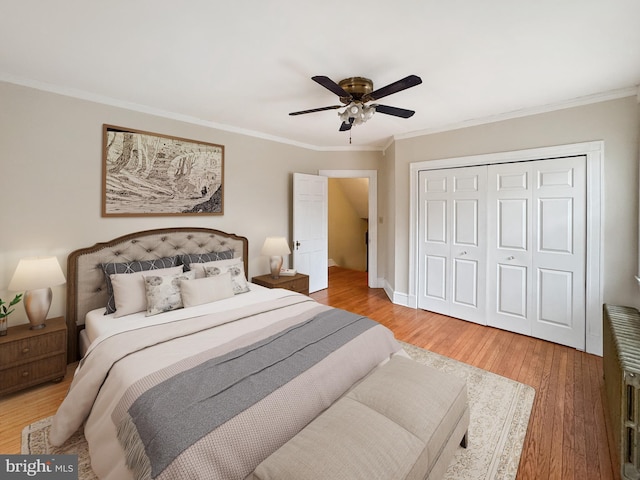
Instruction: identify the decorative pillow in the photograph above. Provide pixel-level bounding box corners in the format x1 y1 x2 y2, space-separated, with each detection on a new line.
180 272 234 308
203 258 250 294
144 270 196 316
101 256 181 314
110 266 184 318
190 256 242 279
181 250 235 272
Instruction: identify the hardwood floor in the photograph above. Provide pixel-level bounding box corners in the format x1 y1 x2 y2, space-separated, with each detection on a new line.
0 266 619 479
311 267 619 480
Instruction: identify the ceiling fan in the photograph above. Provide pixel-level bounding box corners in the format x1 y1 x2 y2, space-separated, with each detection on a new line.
289 75 422 131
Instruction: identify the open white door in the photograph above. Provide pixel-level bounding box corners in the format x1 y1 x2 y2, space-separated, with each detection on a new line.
293 173 328 293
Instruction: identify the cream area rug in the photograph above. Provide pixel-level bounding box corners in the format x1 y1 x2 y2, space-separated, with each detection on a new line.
22 343 535 480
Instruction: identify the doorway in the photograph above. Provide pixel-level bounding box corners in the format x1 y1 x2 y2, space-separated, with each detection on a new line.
319 170 378 288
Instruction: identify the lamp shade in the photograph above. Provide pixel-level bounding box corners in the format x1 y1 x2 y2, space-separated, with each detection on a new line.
261 237 291 256
9 256 66 291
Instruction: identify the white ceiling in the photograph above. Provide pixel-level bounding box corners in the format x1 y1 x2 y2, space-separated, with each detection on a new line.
2 1 639 150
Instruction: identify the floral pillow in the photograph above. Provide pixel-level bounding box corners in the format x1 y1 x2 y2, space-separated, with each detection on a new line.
144 270 195 316
109 266 184 318
203 258 250 294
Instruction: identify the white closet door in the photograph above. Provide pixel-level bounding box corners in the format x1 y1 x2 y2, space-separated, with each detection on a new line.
531 157 586 348
418 166 487 324
486 163 533 335
487 157 586 349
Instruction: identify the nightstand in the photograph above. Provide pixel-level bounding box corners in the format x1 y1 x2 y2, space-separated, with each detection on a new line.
252 273 310 296
0 316 67 396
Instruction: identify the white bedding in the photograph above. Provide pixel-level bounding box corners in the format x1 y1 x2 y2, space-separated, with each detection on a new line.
83 282 274 345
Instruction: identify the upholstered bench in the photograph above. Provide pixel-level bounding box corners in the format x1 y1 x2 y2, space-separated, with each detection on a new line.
248 355 469 480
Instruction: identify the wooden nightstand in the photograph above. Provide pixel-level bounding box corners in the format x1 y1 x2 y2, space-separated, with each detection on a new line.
252 273 310 296
0 316 67 396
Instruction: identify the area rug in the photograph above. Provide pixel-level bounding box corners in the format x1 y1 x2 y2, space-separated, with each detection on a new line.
22 343 535 480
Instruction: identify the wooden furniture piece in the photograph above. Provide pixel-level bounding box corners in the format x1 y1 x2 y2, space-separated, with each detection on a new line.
0 316 67 396
603 304 640 480
66 227 249 362
252 273 309 295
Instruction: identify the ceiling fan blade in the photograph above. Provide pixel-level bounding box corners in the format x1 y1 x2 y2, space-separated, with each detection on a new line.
339 119 353 131
374 104 416 118
312 76 352 99
289 105 342 116
362 75 422 102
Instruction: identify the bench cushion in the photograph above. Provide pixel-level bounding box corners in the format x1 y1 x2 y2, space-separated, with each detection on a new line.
249 355 469 480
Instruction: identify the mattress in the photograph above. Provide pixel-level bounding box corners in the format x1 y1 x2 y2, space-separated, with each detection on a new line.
83 282 273 345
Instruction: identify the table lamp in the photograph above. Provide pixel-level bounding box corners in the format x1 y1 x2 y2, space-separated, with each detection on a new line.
9 256 66 329
261 237 291 279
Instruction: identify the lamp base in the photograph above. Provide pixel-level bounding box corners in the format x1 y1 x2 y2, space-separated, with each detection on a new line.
24 287 52 330
269 255 283 279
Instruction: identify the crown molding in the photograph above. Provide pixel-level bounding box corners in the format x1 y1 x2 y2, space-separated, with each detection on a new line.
3 73 636 153
395 86 639 141
0 73 382 152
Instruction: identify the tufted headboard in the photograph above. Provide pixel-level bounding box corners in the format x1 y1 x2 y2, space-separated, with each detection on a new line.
66 227 248 363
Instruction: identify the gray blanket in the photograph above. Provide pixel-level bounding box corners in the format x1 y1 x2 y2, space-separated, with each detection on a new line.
121 309 379 478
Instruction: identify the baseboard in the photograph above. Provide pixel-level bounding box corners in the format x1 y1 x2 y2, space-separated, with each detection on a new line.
383 280 411 307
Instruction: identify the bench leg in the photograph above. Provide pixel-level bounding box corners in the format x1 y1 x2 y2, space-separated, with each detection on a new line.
460 432 468 449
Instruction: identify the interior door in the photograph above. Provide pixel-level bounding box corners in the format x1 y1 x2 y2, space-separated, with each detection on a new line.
293 173 328 293
417 166 487 324
487 156 586 349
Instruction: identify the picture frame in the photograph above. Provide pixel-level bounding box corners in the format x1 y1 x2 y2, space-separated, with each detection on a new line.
102 125 224 216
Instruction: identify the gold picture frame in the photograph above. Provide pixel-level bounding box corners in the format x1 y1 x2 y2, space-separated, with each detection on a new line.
102 124 224 216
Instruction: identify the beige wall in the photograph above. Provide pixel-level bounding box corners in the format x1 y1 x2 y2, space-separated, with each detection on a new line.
328 179 367 271
0 82 382 326
3 81 638 333
390 96 640 311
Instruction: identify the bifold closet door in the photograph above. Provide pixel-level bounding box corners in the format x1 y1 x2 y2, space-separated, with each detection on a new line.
417 166 487 325
486 156 586 349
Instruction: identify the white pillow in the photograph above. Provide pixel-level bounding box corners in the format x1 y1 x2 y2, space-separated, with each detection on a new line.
144 270 195 316
189 257 242 279
110 266 183 317
203 258 250 294
180 272 234 308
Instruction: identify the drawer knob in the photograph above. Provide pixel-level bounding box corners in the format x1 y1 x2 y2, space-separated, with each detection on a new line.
22 347 30 354
21 371 29 377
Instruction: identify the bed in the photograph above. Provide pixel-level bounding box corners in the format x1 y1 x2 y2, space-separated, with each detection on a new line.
50 227 469 480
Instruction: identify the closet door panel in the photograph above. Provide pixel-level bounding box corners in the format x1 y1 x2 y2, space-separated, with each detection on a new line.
418 170 451 314
488 162 532 336
418 167 486 324
531 157 586 349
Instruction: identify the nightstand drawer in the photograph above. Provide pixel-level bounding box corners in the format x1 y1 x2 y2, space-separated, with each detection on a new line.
2 330 66 365
0 353 66 394
288 277 309 293
252 273 310 296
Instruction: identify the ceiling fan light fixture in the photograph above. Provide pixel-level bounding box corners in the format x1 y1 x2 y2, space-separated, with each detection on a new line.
291 74 421 133
338 102 375 126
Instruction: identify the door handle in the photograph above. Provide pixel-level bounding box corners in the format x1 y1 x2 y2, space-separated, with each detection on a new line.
507 256 515 260
295 241 301 250
460 251 468 256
